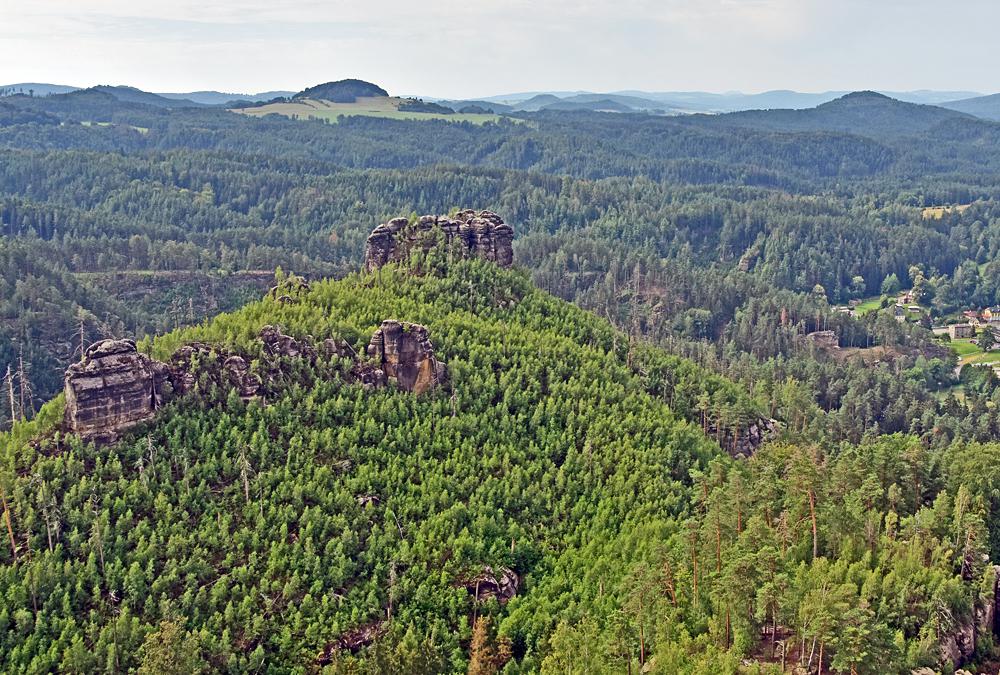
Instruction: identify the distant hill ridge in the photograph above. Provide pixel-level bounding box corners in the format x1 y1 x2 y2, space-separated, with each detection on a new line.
703 90 977 137
294 79 389 102
941 92 1000 121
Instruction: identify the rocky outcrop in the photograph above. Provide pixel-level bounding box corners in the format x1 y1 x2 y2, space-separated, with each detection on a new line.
736 418 780 458
168 343 263 399
318 620 387 663
363 209 514 272
63 340 171 440
936 564 999 669
366 320 445 394
64 322 444 441
805 330 840 350
710 417 780 459
461 566 519 604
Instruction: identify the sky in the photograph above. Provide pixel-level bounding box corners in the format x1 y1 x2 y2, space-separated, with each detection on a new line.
2 0 999 98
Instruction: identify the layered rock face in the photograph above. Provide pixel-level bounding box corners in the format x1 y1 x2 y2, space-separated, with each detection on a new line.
363 209 514 272
64 323 445 440
63 340 170 440
367 320 445 394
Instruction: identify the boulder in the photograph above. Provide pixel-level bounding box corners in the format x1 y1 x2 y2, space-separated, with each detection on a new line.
260 324 316 360
366 320 445 394
363 210 514 272
710 417 780 459
805 330 840 350
63 339 170 440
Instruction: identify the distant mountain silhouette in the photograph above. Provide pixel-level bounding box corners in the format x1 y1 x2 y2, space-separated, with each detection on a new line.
540 98 635 112
941 93 1000 122
89 86 206 108
159 90 295 105
703 91 974 137
294 79 388 102
511 94 563 111
0 83 78 97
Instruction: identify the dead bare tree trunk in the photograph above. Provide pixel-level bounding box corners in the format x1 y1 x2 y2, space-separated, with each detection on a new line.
6 364 16 425
17 355 33 419
1 482 17 561
809 489 818 561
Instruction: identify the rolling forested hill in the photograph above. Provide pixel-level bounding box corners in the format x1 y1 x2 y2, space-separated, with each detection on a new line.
3 258 1000 673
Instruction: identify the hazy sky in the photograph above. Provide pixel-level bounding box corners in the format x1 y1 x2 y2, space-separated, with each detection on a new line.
2 0 999 97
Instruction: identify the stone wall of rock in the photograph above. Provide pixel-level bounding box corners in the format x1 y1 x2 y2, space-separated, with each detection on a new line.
63 339 171 440
937 565 1000 669
64 323 445 441
709 417 780 459
366 320 445 394
805 330 840 350
363 209 514 272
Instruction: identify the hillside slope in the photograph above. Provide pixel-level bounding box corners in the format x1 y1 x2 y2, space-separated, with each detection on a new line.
0 260 752 672
3 260 999 673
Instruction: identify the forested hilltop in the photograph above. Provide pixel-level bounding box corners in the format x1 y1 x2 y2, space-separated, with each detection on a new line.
2 257 1000 674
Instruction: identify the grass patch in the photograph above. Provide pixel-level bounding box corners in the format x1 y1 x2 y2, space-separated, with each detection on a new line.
854 297 883 315
950 339 981 357
963 350 1000 366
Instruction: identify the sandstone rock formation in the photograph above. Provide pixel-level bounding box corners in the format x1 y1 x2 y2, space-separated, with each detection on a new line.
63 339 170 440
64 322 444 441
710 417 780 459
318 620 387 663
366 320 445 394
363 209 514 272
935 564 1000 669
260 324 317 360
805 330 840 350
461 566 520 604
168 343 263 400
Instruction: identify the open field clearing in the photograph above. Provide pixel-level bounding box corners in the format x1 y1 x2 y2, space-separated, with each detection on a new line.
922 203 971 219
230 96 504 124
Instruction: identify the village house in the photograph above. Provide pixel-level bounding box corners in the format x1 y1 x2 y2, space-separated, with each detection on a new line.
949 323 976 339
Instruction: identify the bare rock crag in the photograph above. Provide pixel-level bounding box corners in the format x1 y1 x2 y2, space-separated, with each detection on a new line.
64 322 445 441
63 339 170 440
363 209 514 272
366 320 445 394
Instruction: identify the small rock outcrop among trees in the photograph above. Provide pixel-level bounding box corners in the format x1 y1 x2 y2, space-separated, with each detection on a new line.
363 210 514 272
367 320 445 395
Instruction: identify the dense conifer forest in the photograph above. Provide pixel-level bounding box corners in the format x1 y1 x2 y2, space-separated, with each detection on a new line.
6 88 1000 672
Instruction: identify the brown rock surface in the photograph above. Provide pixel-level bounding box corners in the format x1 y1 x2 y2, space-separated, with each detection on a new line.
64 322 443 441
366 320 444 394
363 209 514 272
63 339 169 440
